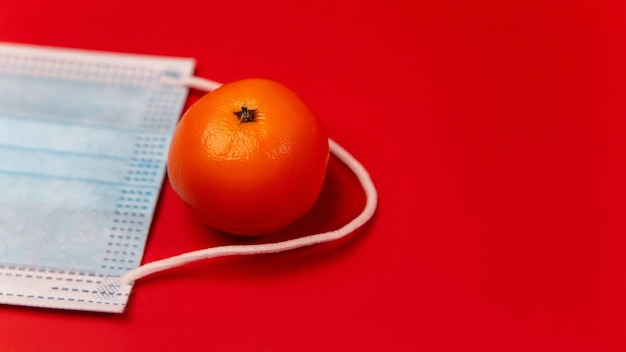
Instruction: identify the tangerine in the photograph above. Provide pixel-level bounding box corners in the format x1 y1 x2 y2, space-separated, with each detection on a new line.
167 78 330 236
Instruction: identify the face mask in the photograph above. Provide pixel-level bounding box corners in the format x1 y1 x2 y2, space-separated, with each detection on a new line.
0 43 378 314
0 43 194 312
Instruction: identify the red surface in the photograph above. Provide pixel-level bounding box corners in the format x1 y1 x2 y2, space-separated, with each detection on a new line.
1 0 626 350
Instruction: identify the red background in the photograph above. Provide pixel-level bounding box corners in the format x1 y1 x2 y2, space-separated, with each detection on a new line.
1 0 626 350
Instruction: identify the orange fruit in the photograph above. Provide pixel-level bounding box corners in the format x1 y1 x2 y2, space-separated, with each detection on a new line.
167 78 330 236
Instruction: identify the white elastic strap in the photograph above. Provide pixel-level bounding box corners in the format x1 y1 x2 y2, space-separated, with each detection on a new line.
121 77 378 285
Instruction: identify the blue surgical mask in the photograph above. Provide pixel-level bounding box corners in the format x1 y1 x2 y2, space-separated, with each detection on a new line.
0 42 194 313
0 44 379 314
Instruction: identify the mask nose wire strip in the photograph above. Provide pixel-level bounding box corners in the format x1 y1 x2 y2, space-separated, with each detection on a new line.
120 77 378 285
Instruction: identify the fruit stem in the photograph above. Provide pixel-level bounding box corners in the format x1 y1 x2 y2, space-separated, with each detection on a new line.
235 105 257 123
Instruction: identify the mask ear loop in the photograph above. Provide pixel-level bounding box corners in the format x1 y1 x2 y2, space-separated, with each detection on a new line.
120 77 378 285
